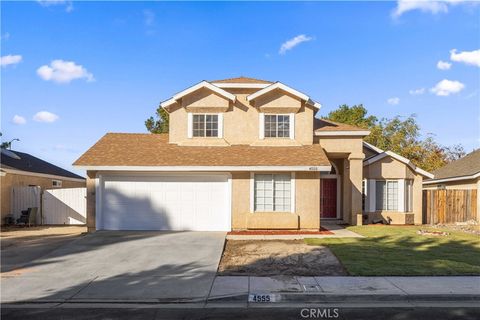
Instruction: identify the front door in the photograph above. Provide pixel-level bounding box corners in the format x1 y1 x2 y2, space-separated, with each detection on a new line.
321 178 337 218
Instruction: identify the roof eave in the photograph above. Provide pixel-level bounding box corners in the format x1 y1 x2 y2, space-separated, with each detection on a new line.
315 130 370 136
73 165 332 172
423 172 480 184
160 81 236 111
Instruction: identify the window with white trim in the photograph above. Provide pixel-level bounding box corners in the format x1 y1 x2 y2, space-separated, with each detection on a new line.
405 180 413 212
254 174 291 212
192 114 218 137
52 180 62 187
264 114 290 138
375 180 398 211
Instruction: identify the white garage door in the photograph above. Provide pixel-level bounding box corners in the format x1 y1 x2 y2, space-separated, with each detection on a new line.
99 174 230 231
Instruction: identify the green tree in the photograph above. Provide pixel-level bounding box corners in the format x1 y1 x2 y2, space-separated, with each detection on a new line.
323 104 465 172
325 104 377 129
145 106 169 134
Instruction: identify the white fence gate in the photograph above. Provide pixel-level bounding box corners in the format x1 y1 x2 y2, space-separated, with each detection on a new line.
11 186 42 223
42 188 87 225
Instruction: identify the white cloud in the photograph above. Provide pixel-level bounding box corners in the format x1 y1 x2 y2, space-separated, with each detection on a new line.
12 115 26 125
143 9 155 26
391 0 473 18
409 88 425 95
37 60 94 84
437 60 452 70
1 54 22 67
392 0 448 18
387 97 400 105
279 34 313 55
430 79 465 96
450 49 480 67
33 111 59 123
37 0 73 12
1 32 10 40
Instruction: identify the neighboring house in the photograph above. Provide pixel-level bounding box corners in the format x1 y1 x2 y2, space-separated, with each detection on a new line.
1 148 86 222
74 77 432 232
423 149 480 191
423 149 479 220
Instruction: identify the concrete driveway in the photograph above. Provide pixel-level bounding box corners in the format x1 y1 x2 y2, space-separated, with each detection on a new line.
1 231 226 303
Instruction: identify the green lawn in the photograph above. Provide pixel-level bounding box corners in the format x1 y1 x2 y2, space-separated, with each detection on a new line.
305 226 480 276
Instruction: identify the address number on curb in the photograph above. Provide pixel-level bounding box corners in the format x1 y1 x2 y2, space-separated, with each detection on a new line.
248 294 278 303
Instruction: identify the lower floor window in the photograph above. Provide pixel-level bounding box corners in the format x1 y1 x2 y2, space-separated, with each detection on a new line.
376 180 398 211
406 180 413 212
254 174 291 212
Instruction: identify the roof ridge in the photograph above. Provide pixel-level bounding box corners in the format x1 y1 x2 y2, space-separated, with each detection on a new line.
210 76 273 84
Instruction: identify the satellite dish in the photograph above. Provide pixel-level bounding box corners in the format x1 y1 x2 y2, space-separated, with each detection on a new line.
1 148 21 160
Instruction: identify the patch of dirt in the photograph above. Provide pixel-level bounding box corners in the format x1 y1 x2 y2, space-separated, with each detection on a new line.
218 240 347 276
0 226 86 250
430 221 480 235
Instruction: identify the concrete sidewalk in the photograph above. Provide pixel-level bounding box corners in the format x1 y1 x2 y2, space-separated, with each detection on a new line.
208 276 480 303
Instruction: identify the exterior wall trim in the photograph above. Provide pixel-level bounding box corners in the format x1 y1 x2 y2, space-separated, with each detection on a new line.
423 172 480 185
315 130 370 136
246 82 321 109
1 168 85 183
75 165 332 172
161 81 236 109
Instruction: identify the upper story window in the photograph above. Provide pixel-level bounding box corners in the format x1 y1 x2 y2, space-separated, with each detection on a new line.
264 114 290 138
192 114 218 137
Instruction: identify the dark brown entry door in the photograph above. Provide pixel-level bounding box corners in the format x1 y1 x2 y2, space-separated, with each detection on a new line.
321 178 337 218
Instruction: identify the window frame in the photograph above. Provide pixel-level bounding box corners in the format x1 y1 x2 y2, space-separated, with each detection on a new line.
191 113 220 138
405 180 413 212
251 173 295 213
263 114 290 138
375 180 399 211
52 180 62 188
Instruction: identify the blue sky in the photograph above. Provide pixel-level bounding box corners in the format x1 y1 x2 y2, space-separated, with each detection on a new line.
1 1 479 176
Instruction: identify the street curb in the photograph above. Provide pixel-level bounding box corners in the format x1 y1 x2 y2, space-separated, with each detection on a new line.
3 294 479 305
207 293 480 303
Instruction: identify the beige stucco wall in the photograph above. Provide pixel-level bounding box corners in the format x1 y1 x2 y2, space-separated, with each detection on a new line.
363 157 416 179
316 136 364 155
231 171 321 230
254 89 301 113
363 156 424 225
167 88 314 146
182 88 230 110
1 172 85 222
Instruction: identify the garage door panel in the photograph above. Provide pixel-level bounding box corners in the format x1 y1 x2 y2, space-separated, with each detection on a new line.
100 175 229 231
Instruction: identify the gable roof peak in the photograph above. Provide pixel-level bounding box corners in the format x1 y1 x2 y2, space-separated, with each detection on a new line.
210 76 273 84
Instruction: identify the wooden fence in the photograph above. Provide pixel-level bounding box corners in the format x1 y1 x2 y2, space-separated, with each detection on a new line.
423 189 477 224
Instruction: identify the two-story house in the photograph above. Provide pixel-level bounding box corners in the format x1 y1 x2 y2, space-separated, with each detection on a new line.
74 77 432 232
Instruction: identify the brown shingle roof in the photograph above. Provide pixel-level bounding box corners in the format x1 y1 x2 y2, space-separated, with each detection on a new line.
314 118 367 132
73 133 330 167
430 149 480 180
210 77 273 84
